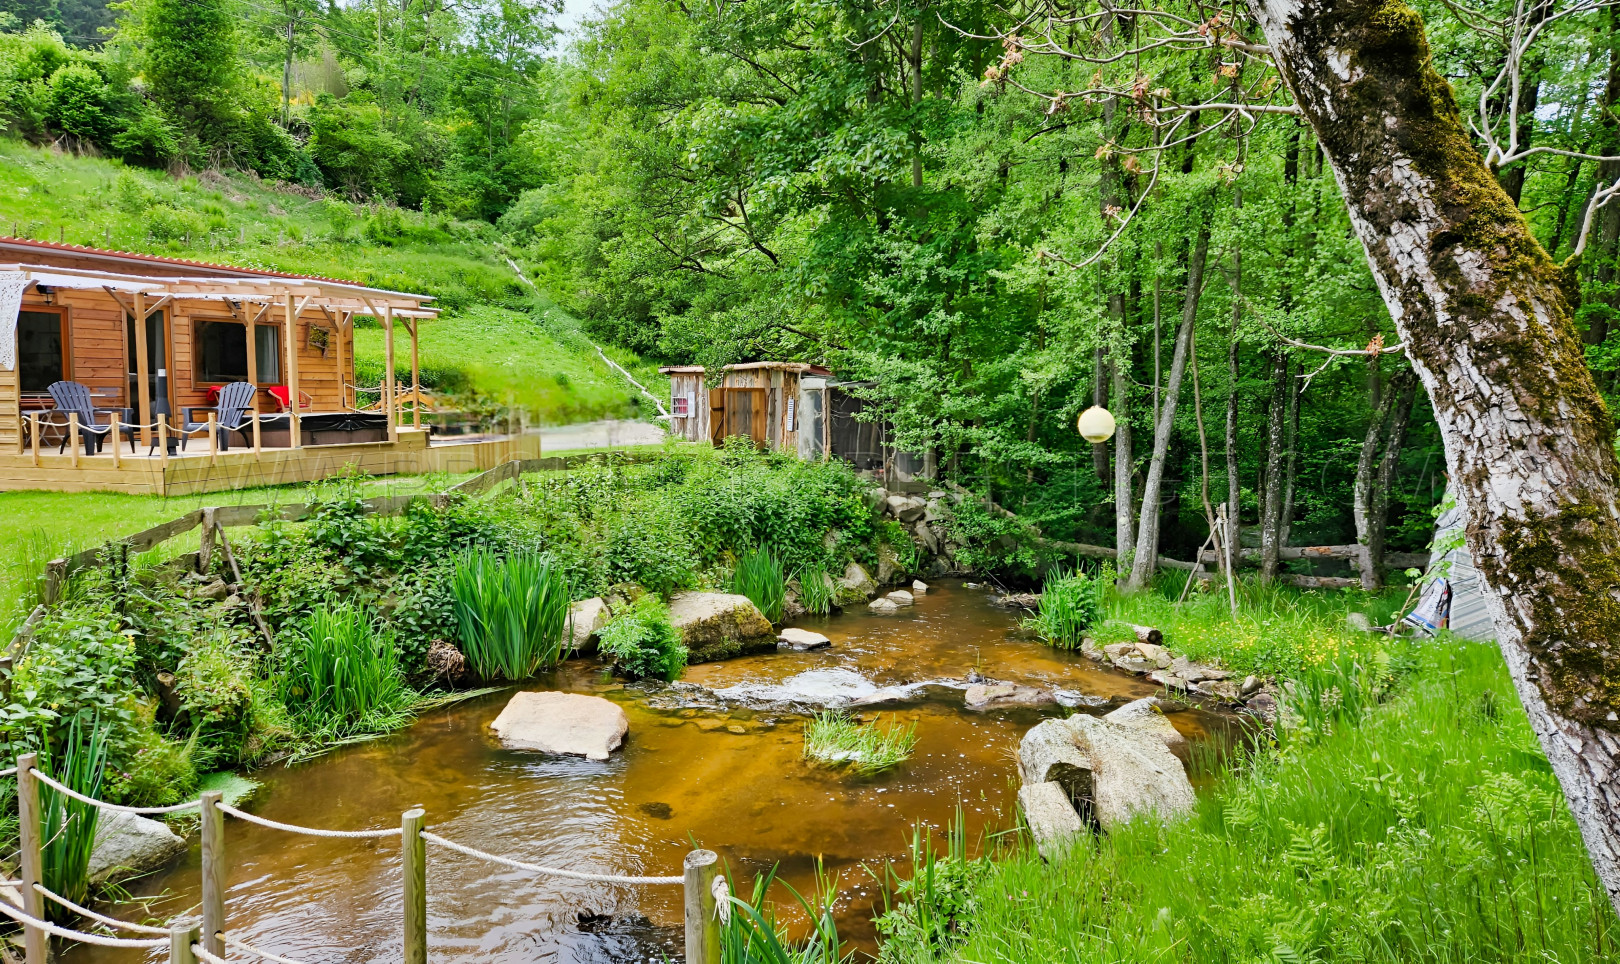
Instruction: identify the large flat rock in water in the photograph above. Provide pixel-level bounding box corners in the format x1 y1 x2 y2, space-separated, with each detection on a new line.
1018 713 1194 832
490 692 629 761
667 592 777 663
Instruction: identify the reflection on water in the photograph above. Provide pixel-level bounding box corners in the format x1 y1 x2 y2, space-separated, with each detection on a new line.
68 581 1241 964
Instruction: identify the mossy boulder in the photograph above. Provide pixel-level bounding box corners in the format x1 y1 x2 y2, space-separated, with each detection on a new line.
666 592 776 663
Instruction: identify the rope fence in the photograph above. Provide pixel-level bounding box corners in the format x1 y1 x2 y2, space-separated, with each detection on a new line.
2 752 726 964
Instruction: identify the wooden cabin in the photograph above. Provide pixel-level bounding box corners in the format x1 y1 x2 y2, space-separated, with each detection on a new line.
0 238 538 494
660 362 832 453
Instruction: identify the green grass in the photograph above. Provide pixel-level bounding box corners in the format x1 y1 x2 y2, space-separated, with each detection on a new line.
796 563 834 616
1096 573 1407 679
39 715 109 920
449 550 572 681
803 711 918 774
732 546 788 623
877 640 1617 964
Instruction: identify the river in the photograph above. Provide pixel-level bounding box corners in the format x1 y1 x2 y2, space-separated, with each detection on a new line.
69 580 1240 963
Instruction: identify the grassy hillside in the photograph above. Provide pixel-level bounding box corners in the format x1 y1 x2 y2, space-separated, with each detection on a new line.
0 138 666 421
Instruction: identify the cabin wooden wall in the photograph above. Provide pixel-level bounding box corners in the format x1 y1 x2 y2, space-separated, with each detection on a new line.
667 372 709 442
5 289 355 452
663 367 810 453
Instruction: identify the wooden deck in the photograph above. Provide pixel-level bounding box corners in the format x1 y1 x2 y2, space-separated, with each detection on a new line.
0 428 542 495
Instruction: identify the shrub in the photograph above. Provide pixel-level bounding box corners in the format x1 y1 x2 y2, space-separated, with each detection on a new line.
604 515 695 596
449 551 570 680
1026 567 1100 648
802 711 917 774
732 546 787 623
597 595 686 680
45 62 113 144
323 198 356 239
173 636 256 766
278 603 412 736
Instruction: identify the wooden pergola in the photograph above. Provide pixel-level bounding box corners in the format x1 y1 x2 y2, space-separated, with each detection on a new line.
3 263 438 452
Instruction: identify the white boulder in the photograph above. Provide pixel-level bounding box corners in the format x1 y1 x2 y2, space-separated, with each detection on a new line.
912 580 929 594
868 597 900 613
1017 713 1195 832
568 598 610 655
886 590 914 606
490 691 629 761
667 592 777 662
89 811 187 885
1103 696 1187 750
778 627 832 651
1018 781 1086 860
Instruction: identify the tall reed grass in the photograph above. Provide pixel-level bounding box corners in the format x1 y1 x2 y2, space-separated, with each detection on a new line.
733 546 788 623
1025 567 1099 648
803 712 918 774
279 603 412 736
450 550 570 680
40 716 109 919
721 863 847 964
796 564 835 616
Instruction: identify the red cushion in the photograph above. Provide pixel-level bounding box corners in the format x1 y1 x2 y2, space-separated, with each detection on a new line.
268 386 291 409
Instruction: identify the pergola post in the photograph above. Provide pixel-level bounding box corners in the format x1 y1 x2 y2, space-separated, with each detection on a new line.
134 290 152 449
409 318 420 430
383 304 397 443
244 302 260 453
284 288 301 449
337 311 350 410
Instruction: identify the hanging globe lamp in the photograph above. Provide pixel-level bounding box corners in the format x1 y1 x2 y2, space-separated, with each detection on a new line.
1077 405 1116 444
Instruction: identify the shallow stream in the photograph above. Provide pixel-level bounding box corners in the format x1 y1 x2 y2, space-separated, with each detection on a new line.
70 581 1239 964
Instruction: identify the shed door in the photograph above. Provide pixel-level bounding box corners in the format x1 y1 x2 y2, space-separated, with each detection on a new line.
721 388 767 448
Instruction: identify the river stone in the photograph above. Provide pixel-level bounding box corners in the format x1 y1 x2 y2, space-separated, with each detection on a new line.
869 597 900 613
1103 697 1187 751
1102 643 1134 660
1241 675 1261 696
89 811 187 886
887 590 914 606
876 543 907 584
837 562 878 604
490 691 629 761
667 592 777 663
1018 781 1086 860
912 580 929 594
1149 670 1189 692
1018 714 1196 832
778 627 832 651
1112 654 1155 674
965 682 1056 710
568 598 610 655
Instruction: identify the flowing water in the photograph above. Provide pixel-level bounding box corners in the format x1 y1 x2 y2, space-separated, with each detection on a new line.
69 581 1242 964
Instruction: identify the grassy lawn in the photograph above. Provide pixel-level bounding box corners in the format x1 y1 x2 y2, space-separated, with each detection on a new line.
870 638 1615 964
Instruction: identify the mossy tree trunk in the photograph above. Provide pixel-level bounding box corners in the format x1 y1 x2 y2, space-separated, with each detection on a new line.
1247 0 1620 913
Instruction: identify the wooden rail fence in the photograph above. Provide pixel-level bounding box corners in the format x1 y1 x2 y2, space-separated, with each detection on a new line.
0 754 725 964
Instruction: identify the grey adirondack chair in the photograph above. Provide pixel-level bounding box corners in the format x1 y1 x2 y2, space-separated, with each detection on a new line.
181 381 259 452
46 381 136 456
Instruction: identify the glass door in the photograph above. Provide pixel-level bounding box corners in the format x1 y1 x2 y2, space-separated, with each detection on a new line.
126 308 169 412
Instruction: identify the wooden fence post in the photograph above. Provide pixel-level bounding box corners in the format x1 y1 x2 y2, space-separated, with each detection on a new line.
68 411 80 468
41 559 66 607
402 808 426 964
198 510 217 575
207 414 218 465
29 412 40 466
169 922 200 964
683 849 721 964
16 752 47 964
110 412 122 468
200 790 226 958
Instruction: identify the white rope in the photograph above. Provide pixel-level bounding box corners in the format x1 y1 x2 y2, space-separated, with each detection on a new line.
0 766 18 778
420 832 682 885
31 770 201 814
217 802 401 839
0 892 168 947
33 883 169 936
224 933 315 964
194 944 230 964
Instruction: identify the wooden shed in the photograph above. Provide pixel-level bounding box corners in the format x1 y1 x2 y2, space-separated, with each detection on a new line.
660 362 831 453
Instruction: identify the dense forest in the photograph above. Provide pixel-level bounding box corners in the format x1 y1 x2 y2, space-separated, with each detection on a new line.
3 0 1617 575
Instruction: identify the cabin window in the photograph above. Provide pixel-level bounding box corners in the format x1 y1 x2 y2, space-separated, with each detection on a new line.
195 321 281 384
672 391 692 418
18 310 65 392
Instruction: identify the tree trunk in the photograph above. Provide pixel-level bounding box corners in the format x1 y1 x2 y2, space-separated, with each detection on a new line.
1259 350 1289 582
1112 300 1136 563
1365 368 1419 588
1127 222 1210 590
1352 352 1391 588
1224 207 1243 577
1250 0 1620 914
1281 355 1301 547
